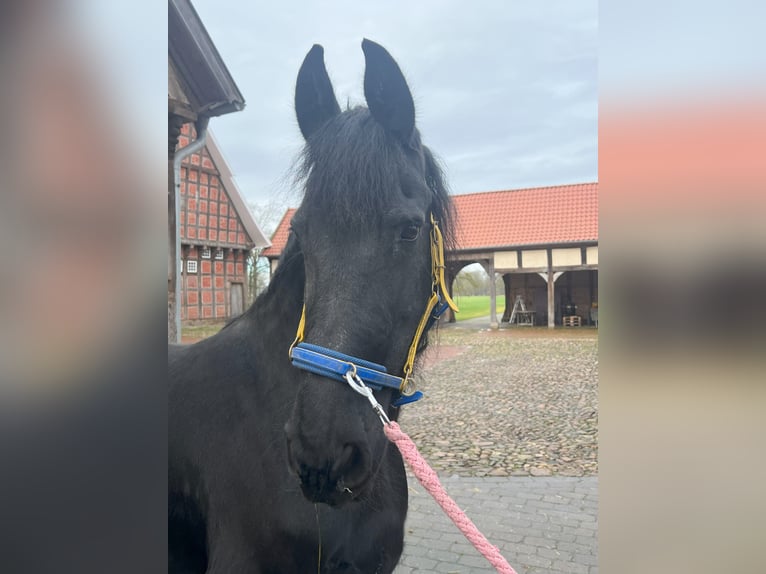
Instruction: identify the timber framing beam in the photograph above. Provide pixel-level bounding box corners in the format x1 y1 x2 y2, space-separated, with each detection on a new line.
497 264 597 274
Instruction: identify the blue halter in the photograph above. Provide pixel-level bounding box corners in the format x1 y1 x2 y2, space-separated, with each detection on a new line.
290 296 450 407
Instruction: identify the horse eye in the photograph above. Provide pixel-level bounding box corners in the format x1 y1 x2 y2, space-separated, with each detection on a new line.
400 223 421 241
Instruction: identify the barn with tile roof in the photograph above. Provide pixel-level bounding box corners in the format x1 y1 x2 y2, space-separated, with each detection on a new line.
263 182 598 328
448 183 598 327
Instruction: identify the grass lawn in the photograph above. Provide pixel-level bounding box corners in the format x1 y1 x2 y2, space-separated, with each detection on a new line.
182 323 224 342
452 295 506 321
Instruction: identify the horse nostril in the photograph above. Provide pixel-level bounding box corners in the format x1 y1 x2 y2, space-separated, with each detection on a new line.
333 443 357 474
332 442 370 490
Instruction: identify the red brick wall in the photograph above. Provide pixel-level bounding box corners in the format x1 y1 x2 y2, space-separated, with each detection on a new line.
180 246 248 322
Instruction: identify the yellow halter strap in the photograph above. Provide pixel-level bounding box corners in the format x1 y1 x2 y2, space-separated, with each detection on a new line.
289 213 458 396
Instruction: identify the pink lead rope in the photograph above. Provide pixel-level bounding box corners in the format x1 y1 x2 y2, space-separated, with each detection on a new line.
342 371 517 573
384 421 518 574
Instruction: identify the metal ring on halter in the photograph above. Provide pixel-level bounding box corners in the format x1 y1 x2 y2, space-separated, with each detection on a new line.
399 374 416 397
343 371 391 425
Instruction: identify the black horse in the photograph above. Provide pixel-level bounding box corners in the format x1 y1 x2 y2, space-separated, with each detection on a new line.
169 39 453 573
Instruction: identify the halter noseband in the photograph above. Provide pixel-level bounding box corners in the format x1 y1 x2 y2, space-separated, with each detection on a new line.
288 213 458 407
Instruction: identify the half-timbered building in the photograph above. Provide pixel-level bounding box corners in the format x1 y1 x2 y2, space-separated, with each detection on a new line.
178 126 269 323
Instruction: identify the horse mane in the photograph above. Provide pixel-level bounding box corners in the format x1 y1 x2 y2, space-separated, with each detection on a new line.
422 145 455 251
294 107 454 246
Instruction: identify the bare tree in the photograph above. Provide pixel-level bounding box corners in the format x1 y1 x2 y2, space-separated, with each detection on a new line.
246 196 291 303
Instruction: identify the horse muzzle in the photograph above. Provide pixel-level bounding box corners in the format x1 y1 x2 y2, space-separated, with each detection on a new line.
285 420 373 507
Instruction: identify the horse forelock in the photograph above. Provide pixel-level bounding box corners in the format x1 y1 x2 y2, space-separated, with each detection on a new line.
293 107 453 243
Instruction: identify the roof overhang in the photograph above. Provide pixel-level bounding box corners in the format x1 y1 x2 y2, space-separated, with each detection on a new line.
449 240 598 254
168 0 245 119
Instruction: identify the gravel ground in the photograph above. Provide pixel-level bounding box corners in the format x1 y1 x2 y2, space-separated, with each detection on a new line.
399 325 598 477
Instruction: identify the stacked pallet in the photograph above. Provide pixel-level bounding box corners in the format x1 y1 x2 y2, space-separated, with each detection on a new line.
563 315 582 327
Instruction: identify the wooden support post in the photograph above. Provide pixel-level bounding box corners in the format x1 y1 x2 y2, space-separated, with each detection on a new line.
537 270 563 328
547 269 555 328
546 249 555 329
501 273 512 322
489 257 498 329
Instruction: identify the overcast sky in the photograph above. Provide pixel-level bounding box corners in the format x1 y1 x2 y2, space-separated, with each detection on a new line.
192 0 597 207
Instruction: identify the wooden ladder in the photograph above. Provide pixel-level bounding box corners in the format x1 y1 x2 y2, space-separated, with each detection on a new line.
508 295 527 325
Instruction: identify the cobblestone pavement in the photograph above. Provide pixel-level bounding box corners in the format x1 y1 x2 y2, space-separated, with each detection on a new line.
395 476 597 574
401 325 598 478
394 323 598 573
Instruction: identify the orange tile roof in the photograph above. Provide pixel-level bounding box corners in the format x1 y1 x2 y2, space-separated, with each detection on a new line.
261 183 597 258
452 182 598 250
261 208 297 257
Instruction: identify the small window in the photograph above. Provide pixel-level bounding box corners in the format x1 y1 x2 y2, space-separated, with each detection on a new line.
201 247 211 259
186 260 198 274
215 249 224 260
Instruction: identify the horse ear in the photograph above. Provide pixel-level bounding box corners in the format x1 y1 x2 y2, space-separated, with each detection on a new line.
362 39 415 142
295 44 341 140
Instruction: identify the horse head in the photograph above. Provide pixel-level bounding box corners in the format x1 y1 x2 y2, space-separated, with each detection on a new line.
284 39 451 506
